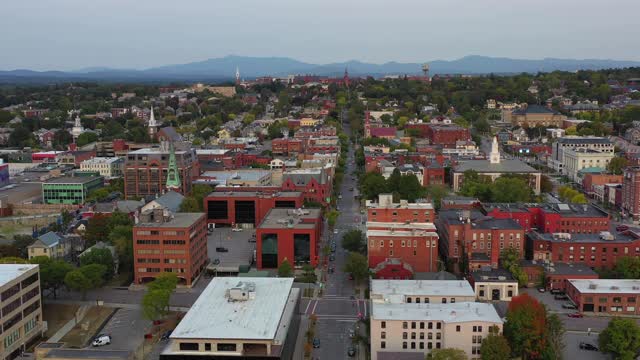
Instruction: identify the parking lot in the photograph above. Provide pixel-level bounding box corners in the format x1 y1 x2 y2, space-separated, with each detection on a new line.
564 332 603 359
207 227 256 273
95 307 151 352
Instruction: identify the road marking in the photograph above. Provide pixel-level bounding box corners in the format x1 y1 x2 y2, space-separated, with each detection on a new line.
364 301 367 318
304 300 312 314
311 300 318 315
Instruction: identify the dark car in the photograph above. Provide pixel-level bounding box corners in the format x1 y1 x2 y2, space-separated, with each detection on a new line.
562 303 576 309
579 342 598 351
550 289 564 295
568 312 584 318
313 338 320 348
161 330 173 341
329 254 335 262
347 346 356 357
616 225 629 232
554 294 568 300
215 247 228 253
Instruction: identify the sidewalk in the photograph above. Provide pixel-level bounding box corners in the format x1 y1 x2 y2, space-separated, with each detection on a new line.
47 305 89 342
292 315 310 359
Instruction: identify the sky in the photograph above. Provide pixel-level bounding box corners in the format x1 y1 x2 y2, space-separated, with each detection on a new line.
1 0 639 71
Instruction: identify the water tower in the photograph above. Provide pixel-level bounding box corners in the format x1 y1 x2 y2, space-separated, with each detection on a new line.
422 63 430 79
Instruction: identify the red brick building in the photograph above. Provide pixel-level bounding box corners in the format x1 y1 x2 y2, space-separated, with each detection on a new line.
282 169 331 206
272 138 304 155
365 195 439 274
436 209 525 271
256 208 322 269
520 260 598 291
527 230 640 270
133 209 208 287
294 126 337 139
483 203 610 234
124 145 198 199
371 258 415 279
204 191 304 227
305 137 340 153
622 167 640 220
425 124 471 148
583 173 623 197
369 127 397 139
566 279 640 315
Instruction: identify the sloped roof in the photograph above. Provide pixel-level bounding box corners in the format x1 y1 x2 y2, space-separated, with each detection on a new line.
36 231 62 247
152 191 184 213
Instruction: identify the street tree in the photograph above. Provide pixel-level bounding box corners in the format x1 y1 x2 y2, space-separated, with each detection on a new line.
30 256 73 298
301 264 316 283
608 157 629 175
142 273 178 321
79 264 107 287
341 229 365 253
109 225 134 274
613 256 640 279
542 313 565 359
64 269 92 300
599 317 640 360
343 252 369 286
278 259 294 277
427 348 467 360
80 248 115 281
480 326 511 360
504 294 547 358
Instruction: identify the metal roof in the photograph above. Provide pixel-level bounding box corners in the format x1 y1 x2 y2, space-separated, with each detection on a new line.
0 264 38 288
569 279 640 294
372 302 503 323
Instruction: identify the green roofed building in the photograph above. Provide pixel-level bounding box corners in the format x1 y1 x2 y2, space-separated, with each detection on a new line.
42 176 103 204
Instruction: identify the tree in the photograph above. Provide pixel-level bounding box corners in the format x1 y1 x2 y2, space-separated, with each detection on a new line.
80 264 107 287
77 132 98 147
599 317 640 360
8 125 34 148
424 185 449 210
148 272 179 292
541 313 565 359
608 157 629 175
397 175 427 202
11 235 34 258
540 175 553 194
64 269 92 299
427 348 467 360
343 252 369 286
80 248 115 281
491 176 534 203
613 256 640 279
504 294 547 359
84 214 110 247
327 210 339 229
301 264 316 283
481 327 511 360
109 225 134 274
341 229 365 253
30 256 73 298
360 172 387 200
179 197 200 212
278 259 293 277
142 288 172 321
0 244 18 258
0 257 29 264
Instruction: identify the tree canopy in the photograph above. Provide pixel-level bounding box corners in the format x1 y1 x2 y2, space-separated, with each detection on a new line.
504 294 547 358
341 229 366 253
599 317 640 360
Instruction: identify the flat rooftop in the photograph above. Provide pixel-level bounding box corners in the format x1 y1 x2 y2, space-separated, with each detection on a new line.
528 231 638 244
258 208 321 230
201 170 271 182
366 199 434 210
136 213 203 228
520 260 598 277
207 191 301 199
0 264 38 288
171 277 294 340
372 302 502 323
371 280 475 303
453 158 540 174
438 210 522 230
470 268 516 283
569 279 640 294
45 176 102 184
482 202 609 218
129 147 190 155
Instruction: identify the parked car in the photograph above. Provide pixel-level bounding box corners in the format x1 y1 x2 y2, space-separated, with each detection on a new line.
334 229 339 234
538 288 545 293
329 254 335 262
579 342 598 351
616 225 629 232
161 330 173 341
348 329 355 338
92 334 111 347
313 338 321 348
568 313 584 318
215 247 229 253
347 346 356 357
550 288 564 294
562 303 576 309
231 227 242 232
554 294 568 300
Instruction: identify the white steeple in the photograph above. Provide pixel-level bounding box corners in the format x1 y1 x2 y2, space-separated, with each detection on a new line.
489 136 501 164
148 106 159 137
235 67 240 84
71 115 84 141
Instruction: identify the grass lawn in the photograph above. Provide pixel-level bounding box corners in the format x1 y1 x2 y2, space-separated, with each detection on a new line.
42 304 80 339
60 306 115 348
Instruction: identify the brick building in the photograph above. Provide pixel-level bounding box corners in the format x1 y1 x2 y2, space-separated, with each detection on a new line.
582 173 623 197
520 260 598 291
271 138 304 155
282 169 331 206
622 167 640 220
305 136 340 153
124 143 198 199
566 279 640 315
436 210 525 271
133 208 208 287
256 208 322 269
367 194 435 223
527 230 640 270
483 202 610 234
425 124 471 148
204 191 304 228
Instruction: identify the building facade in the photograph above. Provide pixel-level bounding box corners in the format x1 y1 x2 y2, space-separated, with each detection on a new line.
562 148 614 183
0 265 43 359
204 191 304 228
566 279 640 315
133 208 208 287
622 167 640 220
42 176 104 205
79 157 124 178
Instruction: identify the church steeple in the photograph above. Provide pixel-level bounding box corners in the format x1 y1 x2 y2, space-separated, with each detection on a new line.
489 136 501 164
148 106 159 138
235 67 240 85
71 114 84 142
165 142 181 191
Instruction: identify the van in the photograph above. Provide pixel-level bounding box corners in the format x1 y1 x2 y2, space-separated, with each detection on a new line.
92 334 111 347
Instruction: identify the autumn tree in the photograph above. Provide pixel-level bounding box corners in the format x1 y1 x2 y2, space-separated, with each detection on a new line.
427 348 467 360
480 326 510 360
504 293 547 358
599 317 640 360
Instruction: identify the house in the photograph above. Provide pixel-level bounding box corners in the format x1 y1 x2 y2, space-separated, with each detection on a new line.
140 191 185 214
79 241 119 274
28 232 70 260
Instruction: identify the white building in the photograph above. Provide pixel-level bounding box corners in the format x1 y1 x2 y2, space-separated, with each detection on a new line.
562 148 614 183
80 157 124 178
548 136 614 173
162 277 300 359
370 280 476 304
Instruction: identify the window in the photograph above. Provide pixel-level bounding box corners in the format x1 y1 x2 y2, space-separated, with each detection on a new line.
217 343 237 352
179 343 199 351
436 342 441 349
428 322 433 329
381 341 386 349
420 332 425 339
436 333 441 340
381 321 386 329
403 322 408 329
419 342 424 349
380 240 384 247
403 332 408 340
420 322 425 329
402 342 407 349
411 342 416 349
436 322 441 330
411 322 416 329
411 332 416 340
442 298 447 303
381 331 386 339
3 329 20 348
456 325 461 332
407 297 412 303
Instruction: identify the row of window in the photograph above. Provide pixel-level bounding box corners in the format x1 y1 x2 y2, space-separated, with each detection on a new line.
400 332 441 340
548 245 638 254
373 240 437 248
370 211 432 217
584 296 637 303
401 321 442 330
406 297 456 304
137 230 186 236
136 240 187 245
137 268 186 273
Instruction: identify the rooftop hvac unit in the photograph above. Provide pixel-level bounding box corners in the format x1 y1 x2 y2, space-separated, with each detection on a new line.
588 283 597 290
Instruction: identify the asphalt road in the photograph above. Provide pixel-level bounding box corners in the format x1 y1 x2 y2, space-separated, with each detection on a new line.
96 307 151 352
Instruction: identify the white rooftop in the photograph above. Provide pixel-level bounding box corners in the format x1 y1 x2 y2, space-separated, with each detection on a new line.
195 149 229 155
0 264 38 288
171 277 294 340
81 157 122 164
371 280 475 303
372 302 503 323
569 279 640 294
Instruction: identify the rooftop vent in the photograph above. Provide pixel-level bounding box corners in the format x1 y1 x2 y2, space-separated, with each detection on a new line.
588 283 597 290
226 281 256 302
599 231 615 241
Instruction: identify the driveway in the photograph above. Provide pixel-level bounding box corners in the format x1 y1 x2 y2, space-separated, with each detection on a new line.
96 308 152 352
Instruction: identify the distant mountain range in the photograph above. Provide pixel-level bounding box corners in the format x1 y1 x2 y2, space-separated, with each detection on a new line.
1 55 640 83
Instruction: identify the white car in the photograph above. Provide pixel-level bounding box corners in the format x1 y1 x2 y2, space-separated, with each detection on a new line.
231 227 243 232
92 334 111 347
333 229 339 234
